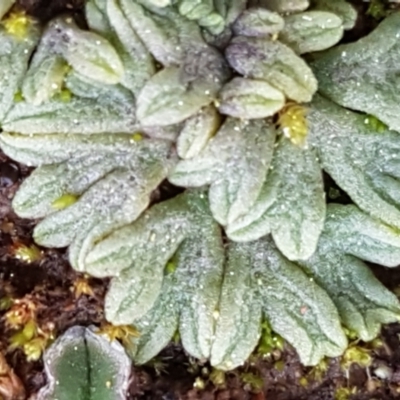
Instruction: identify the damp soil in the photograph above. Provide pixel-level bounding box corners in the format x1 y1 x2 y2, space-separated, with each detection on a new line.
2 0 400 399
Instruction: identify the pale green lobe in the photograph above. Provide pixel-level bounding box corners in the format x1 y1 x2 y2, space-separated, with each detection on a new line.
12 155 116 219
313 204 400 267
177 105 220 159
170 118 276 226
311 0 357 30
0 132 143 166
88 0 155 97
69 153 173 272
177 222 224 360
34 15 124 85
208 119 273 226
85 191 224 366
226 36 317 103
86 190 226 360
179 0 214 20
309 254 400 341
178 0 225 35
270 139 325 260
145 0 172 7
85 190 225 343
53 17 124 85
33 169 154 248
85 194 192 324
254 238 347 366
0 0 15 20
104 0 156 94
19 21 70 105
198 12 225 35
260 0 309 13
232 8 284 37
85 0 111 35
211 242 262 370
214 0 247 26
310 12 400 132
22 55 68 105
0 21 40 122
65 32 123 85
105 263 166 325
279 11 344 54
2 72 136 134
308 94 400 231
218 77 285 119
84 195 191 277
227 137 325 261
119 0 183 66
27 140 173 273
301 204 400 341
130 274 179 365
213 0 228 18
136 67 214 126
37 326 131 400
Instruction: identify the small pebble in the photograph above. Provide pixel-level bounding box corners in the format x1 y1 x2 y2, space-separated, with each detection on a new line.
0 162 19 188
374 364 393 380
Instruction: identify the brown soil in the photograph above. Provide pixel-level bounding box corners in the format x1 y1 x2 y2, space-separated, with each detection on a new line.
16 0 84 21
2 1 400 399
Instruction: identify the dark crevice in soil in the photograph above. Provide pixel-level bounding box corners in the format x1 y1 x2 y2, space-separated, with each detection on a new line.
16 0 85 21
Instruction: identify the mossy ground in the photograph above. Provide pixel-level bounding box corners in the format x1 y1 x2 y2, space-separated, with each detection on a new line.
2 0 400 399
